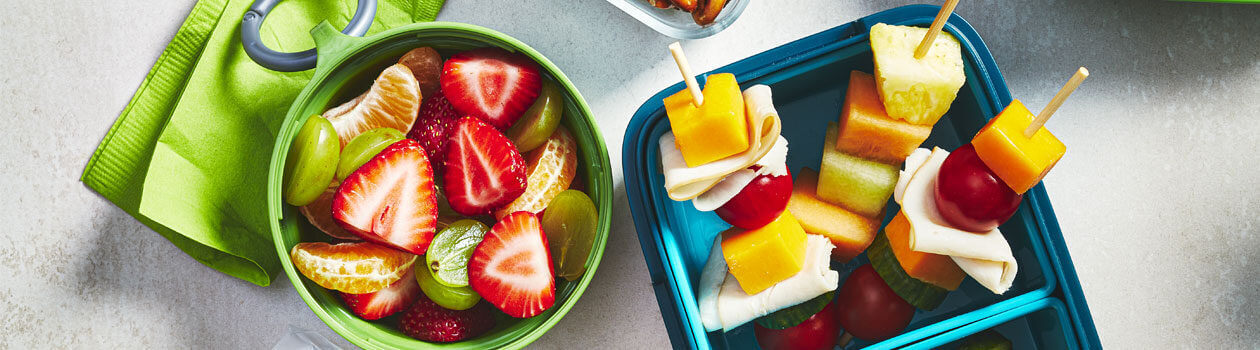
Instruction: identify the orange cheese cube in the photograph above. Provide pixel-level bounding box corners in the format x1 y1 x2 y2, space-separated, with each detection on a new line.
786 168 879 263
885 211 965 290
664 73 750 167
971 99 1066 194
721 211 808 295
837 71 933 164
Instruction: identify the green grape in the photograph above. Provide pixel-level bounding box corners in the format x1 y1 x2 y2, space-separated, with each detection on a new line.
426 220 489 287
415 262 481 310
505 81 563 153
335 128 405 180
541 190 598 281
283 115 340 206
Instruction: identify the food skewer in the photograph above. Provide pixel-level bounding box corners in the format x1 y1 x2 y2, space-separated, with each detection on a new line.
669 42 705 107
1025 67 1089 137
914 0 961 59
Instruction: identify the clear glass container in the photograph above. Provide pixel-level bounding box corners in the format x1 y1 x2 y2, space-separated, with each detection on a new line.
606 0 751 39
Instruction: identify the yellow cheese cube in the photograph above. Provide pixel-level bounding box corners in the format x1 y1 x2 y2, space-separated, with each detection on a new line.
664 73 750 167
869 23 966 125
971 99 1066 194
721 211 808 295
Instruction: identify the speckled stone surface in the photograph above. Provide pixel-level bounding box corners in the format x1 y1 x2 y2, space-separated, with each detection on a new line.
2 0 1259 348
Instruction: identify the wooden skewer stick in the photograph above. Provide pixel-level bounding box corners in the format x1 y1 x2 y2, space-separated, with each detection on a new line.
669 42 704 107
914 0 961 59
1025 67 1090 138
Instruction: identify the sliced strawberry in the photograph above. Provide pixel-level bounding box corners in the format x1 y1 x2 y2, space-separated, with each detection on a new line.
398 296 496 343
407 93 461 173
333 139 439 255
443 117 527 216
440 48 542 129
468 212 555 318
340 268 421 320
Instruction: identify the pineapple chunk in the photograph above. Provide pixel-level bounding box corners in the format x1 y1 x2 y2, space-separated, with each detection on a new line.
869 23 966 125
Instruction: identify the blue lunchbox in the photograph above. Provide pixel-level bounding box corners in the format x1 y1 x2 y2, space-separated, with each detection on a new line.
622 5 1101 349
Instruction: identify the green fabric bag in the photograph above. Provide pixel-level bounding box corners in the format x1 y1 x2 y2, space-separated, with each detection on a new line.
80 0 444 287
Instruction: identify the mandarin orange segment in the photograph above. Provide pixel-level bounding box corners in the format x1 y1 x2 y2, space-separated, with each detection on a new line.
323 64 422 147
494 127 578 219
290 242 417 294
298 181 359 241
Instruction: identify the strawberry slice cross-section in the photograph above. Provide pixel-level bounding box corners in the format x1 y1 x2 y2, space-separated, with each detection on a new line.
440 47 542 129
333 138 439 255
340 268 422 320
468 211 556 318
444 117 528 216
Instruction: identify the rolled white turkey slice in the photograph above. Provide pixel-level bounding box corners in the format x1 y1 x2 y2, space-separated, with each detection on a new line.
713 234 838 331
899 147 1018 294
691 139 790 211
894 147 933 205
951 255 1018 295
660 85 783 201
697 235 727 332
692 169 758 212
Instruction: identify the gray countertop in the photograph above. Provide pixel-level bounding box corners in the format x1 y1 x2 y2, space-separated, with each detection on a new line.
3 0 1259 348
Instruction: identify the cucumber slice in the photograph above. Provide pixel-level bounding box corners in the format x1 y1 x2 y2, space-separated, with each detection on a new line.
959 330 1013 350
753 291 835 330
868 232 948 310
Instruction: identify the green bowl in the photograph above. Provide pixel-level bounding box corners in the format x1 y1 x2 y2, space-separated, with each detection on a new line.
266 22 613 349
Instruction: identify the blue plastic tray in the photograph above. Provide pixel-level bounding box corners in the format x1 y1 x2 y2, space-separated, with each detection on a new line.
622 5 1094 349
907 298 1078 349
1032 189 1103 348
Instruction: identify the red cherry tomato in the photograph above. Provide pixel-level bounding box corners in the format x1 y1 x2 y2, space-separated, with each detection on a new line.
934 144 1023 232
714 167 792 229
754 299 840 350
834 264 914 341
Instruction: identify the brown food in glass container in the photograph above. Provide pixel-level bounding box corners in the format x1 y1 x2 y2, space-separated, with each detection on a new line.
669 0 698 12
691 0 728 26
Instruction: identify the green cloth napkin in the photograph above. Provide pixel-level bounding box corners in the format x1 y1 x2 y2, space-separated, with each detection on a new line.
81 0 445 287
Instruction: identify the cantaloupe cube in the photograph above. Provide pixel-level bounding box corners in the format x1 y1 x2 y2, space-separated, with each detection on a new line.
818 122 899 218
869 23 966 125
787 168 879 263
664 73 750 167
721 211 808 295
885 211 965 290
971 99 1066 194
837 70 933 163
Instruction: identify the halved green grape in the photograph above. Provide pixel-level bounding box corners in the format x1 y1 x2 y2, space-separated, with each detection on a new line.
335 128 405 180
426 220 489 287
505 81 563 153
415 262 481 310
541 190 598 281
283 115 340 206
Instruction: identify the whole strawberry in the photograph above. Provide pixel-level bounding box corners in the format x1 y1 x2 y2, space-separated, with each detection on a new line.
407 93 461 172
398 297 497 343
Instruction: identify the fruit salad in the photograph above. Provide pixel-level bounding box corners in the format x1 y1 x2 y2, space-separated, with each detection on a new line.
282 47 599 343
658 18 1077 347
